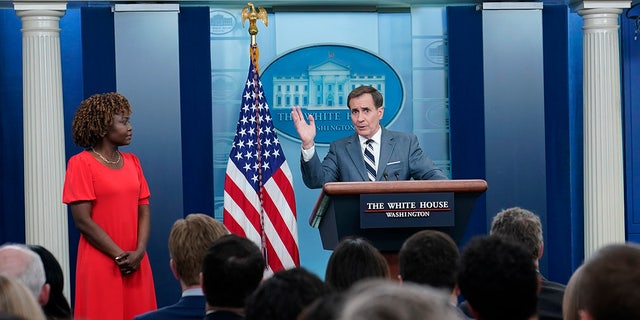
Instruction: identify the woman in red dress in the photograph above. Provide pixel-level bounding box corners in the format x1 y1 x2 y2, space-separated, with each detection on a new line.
63 93 157 320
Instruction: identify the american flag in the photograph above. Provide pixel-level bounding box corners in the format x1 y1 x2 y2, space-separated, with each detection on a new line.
223 61 300 273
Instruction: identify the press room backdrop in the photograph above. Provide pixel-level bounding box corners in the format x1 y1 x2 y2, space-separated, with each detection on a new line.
7 2 640 308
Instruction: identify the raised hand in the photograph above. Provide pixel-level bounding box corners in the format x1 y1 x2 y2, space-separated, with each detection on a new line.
291 106 316 149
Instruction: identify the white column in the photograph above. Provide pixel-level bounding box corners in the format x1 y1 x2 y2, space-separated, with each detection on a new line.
13 1 70 300
575 0 630 257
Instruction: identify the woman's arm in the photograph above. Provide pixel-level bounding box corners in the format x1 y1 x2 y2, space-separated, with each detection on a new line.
120 204 150 273
69 201 124 259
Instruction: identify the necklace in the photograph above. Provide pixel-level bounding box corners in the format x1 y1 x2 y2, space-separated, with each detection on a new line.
91 148 121 165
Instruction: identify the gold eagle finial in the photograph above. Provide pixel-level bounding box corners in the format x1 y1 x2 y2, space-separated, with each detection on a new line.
242 2 268 45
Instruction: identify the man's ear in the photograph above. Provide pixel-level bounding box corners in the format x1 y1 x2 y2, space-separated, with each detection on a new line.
169 258 179 281
453 284 461 297
579 310 593 320
538 242 544 260
38 283 50 306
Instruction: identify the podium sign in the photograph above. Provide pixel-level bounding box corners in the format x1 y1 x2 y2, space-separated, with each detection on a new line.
360 192 454 228
310 180 487 251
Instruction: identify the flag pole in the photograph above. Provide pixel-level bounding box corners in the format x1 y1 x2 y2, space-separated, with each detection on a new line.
241 2 268 74
224 3 299 272
242 2 270 269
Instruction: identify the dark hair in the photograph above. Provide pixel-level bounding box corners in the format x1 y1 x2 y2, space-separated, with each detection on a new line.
245 267 329 320
27 245 72 320
399 230 459 291
458 236 538 320
71 92 132 148
578 244 640 319
325 237 389 292
347 86 383 109
201 234 265 308
297 292 345 320
490 207 543 260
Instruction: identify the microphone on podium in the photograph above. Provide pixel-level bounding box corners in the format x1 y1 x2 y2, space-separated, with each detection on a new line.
383 172 389 181
394 172 400 180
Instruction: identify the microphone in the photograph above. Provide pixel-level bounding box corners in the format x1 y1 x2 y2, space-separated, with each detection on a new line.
383 172 389 181
394 172 400 180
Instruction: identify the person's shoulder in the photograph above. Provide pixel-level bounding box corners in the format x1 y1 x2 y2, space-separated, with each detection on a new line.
383 129 416 141
67 150 93 166
541 278 566 292
120 151 143 164
333 133 358 145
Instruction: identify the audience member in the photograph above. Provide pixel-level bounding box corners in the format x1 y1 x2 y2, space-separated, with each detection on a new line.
0 244 49 306
0 273 46 320
571 243 640 319
27 245 72 320
458 236 538 320
135 213 228 320
324 237 389 292
245 267 329 320
339 279 461 320
488 207 565 320
562 265 583 320
201 234 265 320
398 230 460 302
297 292 345 320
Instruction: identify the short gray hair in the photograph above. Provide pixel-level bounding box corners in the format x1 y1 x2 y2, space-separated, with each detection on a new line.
490 207 543 260
0 243 46 298
339 279 461 320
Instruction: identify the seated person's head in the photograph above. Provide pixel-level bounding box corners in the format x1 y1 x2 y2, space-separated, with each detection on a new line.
27 245 72 319
298 292 345 320
201 234 265 309
339 279 461 320
562 265 584 320
0 244 49 306
245 267 329 320
574 243 640 320
458 236 538 320
490 207 543 262
0 274 46 320
325 237 389 292
399 230 459 293
170 213 228 287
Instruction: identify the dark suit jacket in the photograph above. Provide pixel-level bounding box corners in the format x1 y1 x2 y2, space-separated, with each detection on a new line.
204 310 244 320
537 277 565 320
301 128 447 188
458 276 565 320
134 295 206 320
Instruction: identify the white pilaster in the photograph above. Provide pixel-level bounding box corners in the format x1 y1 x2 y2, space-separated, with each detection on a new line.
13 1 70 301
576 0 630 257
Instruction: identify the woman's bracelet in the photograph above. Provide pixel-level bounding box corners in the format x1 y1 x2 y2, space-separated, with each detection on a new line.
114 253 127 262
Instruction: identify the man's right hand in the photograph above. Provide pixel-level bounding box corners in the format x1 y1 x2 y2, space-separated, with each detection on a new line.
291 106 316 149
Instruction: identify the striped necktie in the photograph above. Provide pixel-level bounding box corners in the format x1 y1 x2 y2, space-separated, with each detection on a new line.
364 139 376 181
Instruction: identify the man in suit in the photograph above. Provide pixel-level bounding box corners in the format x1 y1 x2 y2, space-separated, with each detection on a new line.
291 85 447 188
134 213 228 320
202 234 265 320
488 207 565 320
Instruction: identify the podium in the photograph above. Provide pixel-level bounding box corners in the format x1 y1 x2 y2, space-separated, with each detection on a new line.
309 179 487 277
